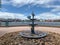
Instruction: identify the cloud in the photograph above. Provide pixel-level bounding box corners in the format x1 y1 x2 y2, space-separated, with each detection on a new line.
2 0 51 5
1 0 11 5
0 12 60 20
1 0 60 8
0 12 27 20
35 12 60 20
42 5 60 8
50 7 60 15
0 8 8 12
51 7 60 12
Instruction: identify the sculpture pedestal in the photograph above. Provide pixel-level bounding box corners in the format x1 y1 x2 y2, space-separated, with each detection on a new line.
19 31 47 39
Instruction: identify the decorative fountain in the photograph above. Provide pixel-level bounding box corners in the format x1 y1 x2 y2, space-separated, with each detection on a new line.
19 13 47 39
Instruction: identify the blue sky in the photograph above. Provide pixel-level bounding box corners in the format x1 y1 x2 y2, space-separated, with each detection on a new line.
0 0 60 20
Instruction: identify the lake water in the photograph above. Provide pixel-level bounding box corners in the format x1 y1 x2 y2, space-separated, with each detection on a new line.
0 22 60 27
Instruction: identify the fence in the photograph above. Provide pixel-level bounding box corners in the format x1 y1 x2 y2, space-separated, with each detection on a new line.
0 22 60 27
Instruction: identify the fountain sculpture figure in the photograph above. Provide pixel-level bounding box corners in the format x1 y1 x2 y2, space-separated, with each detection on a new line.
19 13 47 39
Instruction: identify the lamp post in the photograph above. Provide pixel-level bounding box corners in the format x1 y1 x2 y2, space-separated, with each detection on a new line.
5 21 9 27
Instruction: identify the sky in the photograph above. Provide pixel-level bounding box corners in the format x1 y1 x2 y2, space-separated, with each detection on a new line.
0 0 60 20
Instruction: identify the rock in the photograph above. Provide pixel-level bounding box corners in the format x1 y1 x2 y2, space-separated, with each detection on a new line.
10 43 13 45
18 43 21 45
41 42 45 45
0 32 60 45
15 42 18 45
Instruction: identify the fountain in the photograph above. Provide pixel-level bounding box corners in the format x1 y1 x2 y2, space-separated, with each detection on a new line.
19 13 47 39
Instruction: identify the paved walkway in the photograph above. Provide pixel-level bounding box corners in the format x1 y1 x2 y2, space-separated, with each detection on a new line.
0 26 60 37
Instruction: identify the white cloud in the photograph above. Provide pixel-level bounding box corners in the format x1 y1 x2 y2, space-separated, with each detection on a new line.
50 7 60 15
42 5 60 8
0 12 60 20
2 0 11 5
7 0 50 7
0 8 8 12
2 0 60 8
35 12 60 20
3 0 51 5
57 13 60 15
51 7 60 12
0 12 27 20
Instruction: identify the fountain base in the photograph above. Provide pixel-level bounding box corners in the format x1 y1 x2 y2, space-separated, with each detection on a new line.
19 31 47 39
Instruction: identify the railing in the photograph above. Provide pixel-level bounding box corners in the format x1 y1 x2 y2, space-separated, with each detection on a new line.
0 22 60 27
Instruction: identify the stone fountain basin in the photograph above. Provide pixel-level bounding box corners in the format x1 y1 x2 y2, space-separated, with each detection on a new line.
19 31 47 39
